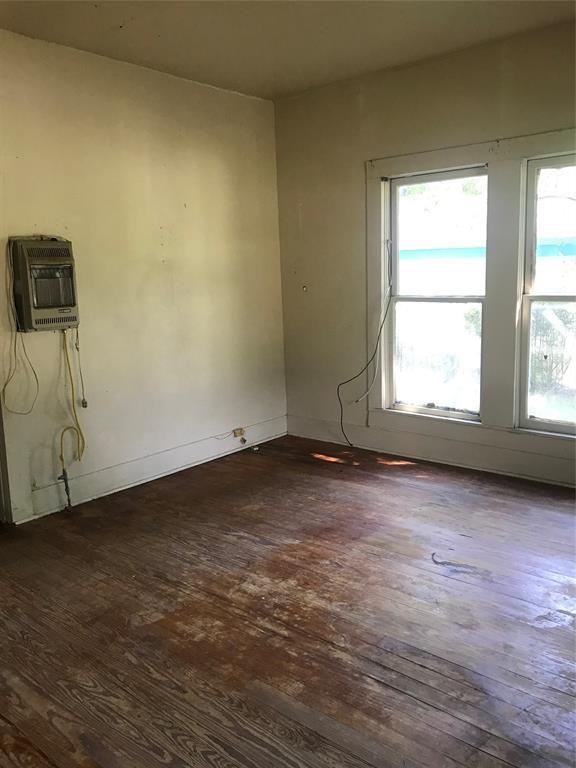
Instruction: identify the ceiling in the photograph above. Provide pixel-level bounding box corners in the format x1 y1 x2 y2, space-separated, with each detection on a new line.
0 1 573 99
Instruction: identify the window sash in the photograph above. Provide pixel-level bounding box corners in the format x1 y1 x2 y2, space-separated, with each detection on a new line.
518 294 576 434
519 154 576 432
390 166 488 298
387 166 487 420
385 296 484 419
524 154 576 296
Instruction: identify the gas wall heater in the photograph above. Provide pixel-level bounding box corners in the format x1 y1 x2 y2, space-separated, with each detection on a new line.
10 237 79 332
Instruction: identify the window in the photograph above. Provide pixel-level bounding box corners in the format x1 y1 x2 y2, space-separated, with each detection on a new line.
367 130 575 441
521 156 576 432
388 169 487 419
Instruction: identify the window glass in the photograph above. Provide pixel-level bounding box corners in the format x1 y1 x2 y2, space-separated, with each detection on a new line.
527 301 576 423
397 174 487 296
532 165 576 295
394 302 482 415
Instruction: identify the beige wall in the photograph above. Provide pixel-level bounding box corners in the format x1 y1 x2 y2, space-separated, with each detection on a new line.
0 30 286 522
275 22 576 483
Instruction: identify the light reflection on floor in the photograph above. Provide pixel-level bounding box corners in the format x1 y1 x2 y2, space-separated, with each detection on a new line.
311 452 419 470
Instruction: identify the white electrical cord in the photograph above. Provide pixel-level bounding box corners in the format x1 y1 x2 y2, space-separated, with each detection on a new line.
74 328 88 407
1 246 39 415
214 430 234 440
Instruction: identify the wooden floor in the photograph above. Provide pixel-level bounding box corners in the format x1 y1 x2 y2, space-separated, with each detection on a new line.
0 436 574 768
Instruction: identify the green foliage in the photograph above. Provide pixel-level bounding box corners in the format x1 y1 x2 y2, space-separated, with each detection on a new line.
400 184 426 197
464 306 482 337
530 306 575 393
462 180 483 196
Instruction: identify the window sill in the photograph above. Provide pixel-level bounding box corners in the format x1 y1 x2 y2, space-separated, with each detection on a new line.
516 426 575 441
368 407 575 457
388 405 481 424
374 407 483 427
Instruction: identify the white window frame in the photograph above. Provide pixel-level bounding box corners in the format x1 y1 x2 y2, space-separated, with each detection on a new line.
386 166 487 422
366 128 576 441
519 153 576 435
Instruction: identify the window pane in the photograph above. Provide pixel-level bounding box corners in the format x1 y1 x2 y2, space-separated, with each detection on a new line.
394 302 481 415
528 301 576 423
397 174 487 296
532 165 576 295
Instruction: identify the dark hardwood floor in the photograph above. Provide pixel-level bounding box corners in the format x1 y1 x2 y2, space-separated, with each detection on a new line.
0 436 574 768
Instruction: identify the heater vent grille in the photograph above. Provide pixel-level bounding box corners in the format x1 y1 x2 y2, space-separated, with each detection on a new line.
28 247 71 260
35 316 78 326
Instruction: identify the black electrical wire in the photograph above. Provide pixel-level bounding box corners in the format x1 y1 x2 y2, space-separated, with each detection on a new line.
336 292 392 447
336 247 393 447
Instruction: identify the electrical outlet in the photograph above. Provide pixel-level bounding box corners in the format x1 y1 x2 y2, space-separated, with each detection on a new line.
233 427 245 438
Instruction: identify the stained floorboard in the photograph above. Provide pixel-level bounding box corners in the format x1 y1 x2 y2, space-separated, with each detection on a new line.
0 436 574 767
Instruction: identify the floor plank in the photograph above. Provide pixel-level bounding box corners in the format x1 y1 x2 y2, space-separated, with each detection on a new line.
0 436 574 767
0 714 59 768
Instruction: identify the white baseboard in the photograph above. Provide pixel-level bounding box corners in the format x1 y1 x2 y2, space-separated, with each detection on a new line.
17 408 573 524
23 415 287 524
287 414 575 487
